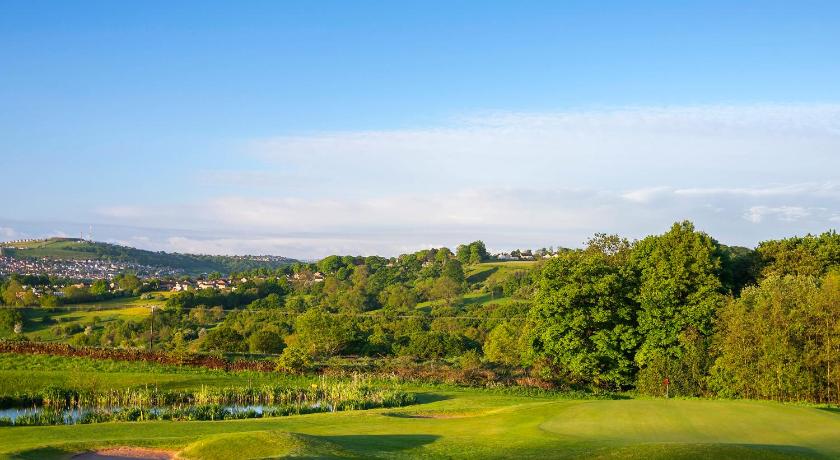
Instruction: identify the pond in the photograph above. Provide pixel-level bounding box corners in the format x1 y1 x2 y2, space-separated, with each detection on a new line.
0 402 334 426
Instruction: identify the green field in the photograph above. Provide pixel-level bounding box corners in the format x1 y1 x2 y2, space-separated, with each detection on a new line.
0 354 838 459
61 292 172 309
0 239 98 260
19 294 168 341
476 260 538 269
466 260 536 282
0 354 283 392
416 291 520 310
412 261 537 310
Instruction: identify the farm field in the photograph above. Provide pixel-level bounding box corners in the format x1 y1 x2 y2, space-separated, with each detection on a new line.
0 354 838 459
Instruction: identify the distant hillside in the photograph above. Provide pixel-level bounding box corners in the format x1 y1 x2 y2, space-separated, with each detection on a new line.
0 238 296 274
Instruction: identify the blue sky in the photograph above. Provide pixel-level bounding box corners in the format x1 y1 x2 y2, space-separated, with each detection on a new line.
2 1 839 258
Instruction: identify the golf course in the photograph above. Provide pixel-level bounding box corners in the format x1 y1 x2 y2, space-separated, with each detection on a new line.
0 353 838 459
1 390 839 459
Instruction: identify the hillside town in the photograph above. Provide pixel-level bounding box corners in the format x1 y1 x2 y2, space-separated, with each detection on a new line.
0 256 182 280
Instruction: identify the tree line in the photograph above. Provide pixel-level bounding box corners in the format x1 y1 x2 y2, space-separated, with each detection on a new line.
1 224 837 403
526 223 838 403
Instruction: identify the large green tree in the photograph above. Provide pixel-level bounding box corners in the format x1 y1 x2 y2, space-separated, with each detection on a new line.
456 241 488 265
629 221 724 366
529 236 638 387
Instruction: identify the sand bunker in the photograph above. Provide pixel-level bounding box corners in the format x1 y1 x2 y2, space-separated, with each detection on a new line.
72 447 175 460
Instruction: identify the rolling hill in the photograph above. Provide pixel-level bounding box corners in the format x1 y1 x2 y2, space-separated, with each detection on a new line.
0 238 296 274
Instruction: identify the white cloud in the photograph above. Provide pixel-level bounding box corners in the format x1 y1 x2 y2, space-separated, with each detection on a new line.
744 206 814 223
249 104 840 195
674 183 840 199
73 104 840 256
621 187 672 203
85 180 838 257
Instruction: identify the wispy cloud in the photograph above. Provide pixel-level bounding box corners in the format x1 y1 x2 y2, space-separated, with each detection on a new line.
88 181 839 257
248 104 840 195
40 104 840 256
744 206 814 223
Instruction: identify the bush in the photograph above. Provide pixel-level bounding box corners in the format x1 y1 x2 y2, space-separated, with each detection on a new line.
249 330 286 354
399 332 468 359
276 347 312 374
202 327 246 353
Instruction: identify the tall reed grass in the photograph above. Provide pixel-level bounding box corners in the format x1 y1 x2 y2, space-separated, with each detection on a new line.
0 375 415 426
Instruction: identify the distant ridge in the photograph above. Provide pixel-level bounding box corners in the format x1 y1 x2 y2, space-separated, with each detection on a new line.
0 237 297 274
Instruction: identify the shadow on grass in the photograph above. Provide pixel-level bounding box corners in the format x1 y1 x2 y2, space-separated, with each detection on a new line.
466 266 497 284
321 434 439 454
462 292 493 306
13 446 77 460
381 412 420 418
817 406 840 415
714 443 828 459
413 393 452 405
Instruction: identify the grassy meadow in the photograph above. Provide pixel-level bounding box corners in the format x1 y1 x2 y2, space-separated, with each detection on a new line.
0 239 98 260
18 293 169 341
466 260 537 282
414 261 536 310
0 354 838 459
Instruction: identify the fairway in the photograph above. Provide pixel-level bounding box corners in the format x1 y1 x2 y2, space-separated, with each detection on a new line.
0 391 838 459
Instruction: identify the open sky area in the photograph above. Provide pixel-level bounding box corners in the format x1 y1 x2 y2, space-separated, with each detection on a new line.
2 1 839 258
